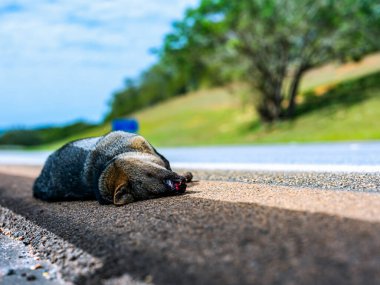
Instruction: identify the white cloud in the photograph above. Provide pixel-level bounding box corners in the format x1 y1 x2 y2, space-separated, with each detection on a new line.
0 0 198 68
0 0 198 128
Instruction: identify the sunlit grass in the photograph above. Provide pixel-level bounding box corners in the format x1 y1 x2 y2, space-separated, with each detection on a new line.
300 53 380 91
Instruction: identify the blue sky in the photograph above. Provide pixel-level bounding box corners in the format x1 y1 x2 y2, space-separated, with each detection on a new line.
0 0 198 129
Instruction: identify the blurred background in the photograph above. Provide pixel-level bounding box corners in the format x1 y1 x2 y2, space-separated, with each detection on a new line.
0 0 379 149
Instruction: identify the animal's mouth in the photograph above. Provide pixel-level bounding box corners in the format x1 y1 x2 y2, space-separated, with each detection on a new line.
164 179 186 194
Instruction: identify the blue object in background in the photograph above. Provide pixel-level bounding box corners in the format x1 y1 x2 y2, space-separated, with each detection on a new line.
112 119 139 133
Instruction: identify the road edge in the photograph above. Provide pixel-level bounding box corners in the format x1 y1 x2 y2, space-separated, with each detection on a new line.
0 206 102 284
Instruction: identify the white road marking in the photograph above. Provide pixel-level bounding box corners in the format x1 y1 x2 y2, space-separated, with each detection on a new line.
0 148 380 173
0 152 50 165
172 162 380 173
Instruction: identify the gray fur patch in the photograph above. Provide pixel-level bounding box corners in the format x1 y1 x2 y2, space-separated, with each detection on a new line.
71 137 101 150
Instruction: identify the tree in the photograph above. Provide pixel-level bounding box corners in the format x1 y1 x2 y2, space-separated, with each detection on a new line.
106 79 140 120
191 0 380 122
106 4 230 121
161 6 228 90
106 0 380 123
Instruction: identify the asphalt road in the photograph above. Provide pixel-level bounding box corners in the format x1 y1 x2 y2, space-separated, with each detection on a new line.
1 166 380 285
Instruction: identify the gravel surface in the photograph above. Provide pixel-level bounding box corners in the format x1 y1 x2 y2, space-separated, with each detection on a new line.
1 170 380 285
175 169 380 192
0 233 63 285
0 206 102 284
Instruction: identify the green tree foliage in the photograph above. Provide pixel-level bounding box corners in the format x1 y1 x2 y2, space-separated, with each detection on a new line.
107 0 380 122
192 0 380 121
106 3 228 120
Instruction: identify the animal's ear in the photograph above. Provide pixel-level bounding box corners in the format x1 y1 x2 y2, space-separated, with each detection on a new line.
130 135 154 154
99 159 131 205
113 184 134 206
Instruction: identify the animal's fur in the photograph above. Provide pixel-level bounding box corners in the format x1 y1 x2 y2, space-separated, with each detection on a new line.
33 131 189 205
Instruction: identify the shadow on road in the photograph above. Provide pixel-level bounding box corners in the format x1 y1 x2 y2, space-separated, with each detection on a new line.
1 173 379 285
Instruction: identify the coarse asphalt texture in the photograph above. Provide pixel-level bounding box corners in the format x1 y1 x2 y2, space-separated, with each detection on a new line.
0 165 380 285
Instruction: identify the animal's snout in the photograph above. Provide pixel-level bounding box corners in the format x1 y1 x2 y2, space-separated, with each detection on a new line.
174 177 187 193
164 177 187 194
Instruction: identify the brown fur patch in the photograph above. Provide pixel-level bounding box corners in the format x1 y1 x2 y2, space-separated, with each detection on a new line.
109 162 129 193
100 161 129 203
113 184 134 205
130 136 154 154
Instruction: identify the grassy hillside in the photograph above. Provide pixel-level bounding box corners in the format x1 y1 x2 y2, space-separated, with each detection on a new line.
132 71 380 145
37 54 380 149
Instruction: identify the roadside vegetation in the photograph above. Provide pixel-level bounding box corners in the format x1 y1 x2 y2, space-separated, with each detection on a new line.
140 71 380 145
106 0 379 123
0 0 379 148
0 122 97 148
30 67 380 149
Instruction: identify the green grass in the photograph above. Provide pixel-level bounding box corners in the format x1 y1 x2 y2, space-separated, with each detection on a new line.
300 53 380 91
245 95 380 143
35 53 380 149
139 75 380 145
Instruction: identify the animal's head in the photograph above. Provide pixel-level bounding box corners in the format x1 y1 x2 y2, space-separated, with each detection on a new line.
98 153 187 205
